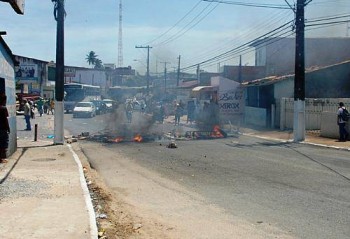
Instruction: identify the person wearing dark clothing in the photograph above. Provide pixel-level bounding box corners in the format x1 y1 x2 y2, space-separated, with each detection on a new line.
43 98 49 114
187 100 196 124
174 102 183 125
337 102 349 141
0 94 10 163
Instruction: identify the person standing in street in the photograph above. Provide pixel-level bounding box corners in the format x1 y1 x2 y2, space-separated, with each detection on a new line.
36 97 44 116
337 102 349 142
23 99 31 130
43 98 49 114
0 94 10 163
48 98 55 115
125 100 133 123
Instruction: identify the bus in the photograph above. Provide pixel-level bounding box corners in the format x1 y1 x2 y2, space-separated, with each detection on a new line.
64 83 101 113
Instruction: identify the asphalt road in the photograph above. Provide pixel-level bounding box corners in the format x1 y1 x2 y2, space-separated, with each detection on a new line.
66 112 350 238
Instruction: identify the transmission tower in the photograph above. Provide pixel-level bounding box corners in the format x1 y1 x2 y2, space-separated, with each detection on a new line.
118 0 123 67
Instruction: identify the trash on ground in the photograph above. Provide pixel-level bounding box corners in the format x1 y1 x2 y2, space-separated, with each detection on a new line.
167 142 177 148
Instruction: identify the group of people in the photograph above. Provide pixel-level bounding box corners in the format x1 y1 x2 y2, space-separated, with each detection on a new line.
23 98 55 131
35 98 55 116
1 92 349 164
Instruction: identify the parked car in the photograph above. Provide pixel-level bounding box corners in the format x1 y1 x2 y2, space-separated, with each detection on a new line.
102 99 114 112
91 100 108 115
73 102 96 118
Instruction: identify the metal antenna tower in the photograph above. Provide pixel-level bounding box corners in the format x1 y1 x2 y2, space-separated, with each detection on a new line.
118 0 123 67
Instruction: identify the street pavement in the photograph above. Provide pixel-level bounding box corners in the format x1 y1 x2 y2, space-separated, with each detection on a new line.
0 111 350 238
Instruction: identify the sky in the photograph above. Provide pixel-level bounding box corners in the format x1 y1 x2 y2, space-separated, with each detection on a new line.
0 0 349 74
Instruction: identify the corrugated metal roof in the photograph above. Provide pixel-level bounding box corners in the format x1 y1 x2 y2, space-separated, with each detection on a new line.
243 60 350 87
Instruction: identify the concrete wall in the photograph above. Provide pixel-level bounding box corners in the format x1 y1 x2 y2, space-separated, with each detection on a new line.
320 112 350 139
0 42 17 156
245 106 267 127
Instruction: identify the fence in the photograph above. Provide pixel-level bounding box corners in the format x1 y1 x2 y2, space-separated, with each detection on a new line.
279 98 350 130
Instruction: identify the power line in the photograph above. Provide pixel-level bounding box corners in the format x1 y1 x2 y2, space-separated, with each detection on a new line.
283 0 295 12
192 29 294 70
183 9 293 66
143 0 203 45
202 0 291 9
153 2 219 47
306 19 350 27
181 20 294 71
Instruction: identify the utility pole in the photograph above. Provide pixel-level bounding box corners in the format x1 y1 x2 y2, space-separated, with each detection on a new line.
118 0 123 67
177 55 181 87
135 45 152 95
196 64 200 84
293 0 306 142
238 55 242 83
161 61 170 93
53 0 65 145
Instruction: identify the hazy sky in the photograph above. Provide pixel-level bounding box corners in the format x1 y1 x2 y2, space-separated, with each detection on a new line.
0 0 349 74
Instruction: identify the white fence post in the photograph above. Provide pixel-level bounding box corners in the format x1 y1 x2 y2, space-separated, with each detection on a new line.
280 98 286 130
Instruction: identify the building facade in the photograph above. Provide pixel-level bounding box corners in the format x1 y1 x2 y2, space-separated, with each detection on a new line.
252 37 350 76
0 36 17 156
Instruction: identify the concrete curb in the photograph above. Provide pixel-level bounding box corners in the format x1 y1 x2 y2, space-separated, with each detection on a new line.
68 144 98 239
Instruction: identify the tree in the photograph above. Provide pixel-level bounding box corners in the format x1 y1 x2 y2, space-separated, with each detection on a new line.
85 51 98 67
94 58 104 69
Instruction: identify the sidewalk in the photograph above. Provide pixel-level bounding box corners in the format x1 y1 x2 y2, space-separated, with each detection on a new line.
0 113 97 239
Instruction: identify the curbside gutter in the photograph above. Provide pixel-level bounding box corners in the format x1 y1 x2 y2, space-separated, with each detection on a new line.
67 144 98 239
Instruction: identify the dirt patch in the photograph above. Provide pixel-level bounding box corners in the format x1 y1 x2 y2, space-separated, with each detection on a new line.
84 166 135 238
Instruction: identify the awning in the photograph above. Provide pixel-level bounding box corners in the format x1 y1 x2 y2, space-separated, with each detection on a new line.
192 86 216 92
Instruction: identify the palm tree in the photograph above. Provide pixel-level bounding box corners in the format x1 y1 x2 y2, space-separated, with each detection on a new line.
85 51 98 67
94 58 103 69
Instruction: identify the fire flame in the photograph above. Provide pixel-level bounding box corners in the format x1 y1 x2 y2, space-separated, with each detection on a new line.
113 137 124 143
133 134 143 142
211 125 224 138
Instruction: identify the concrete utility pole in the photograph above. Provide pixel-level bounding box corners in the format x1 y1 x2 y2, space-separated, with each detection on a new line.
118 0 123 67
293 0 306 142
238 55 242 83
196 64 200 84
177 55 181 87
161 61 170 93
53 0 65 145
135 45 152 95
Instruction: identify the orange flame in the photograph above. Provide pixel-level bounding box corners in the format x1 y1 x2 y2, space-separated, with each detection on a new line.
133 134 143 142
211 125 224 138
113 137 124 143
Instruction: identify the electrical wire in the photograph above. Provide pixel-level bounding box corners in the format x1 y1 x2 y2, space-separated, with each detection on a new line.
306 20 350 27
181 11 349 72
203 0 291 9
181 20 294 71
196 29 294 70
182 10 293 67
143 0 203 46
153 2 220 47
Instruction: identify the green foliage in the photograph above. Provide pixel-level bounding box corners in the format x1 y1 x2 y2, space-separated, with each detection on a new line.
85 51 98 67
